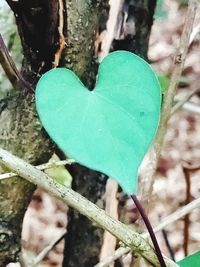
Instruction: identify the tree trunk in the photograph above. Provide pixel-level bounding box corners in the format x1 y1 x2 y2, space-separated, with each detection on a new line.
0 0 60 265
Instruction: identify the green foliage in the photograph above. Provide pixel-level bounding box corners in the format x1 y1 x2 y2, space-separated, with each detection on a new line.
35 51 161 194
178 251 200 267
158 74 170 94
45 155 72 188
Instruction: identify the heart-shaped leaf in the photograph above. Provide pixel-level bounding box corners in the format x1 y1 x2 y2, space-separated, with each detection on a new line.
36 51 161 194
178 251 200 267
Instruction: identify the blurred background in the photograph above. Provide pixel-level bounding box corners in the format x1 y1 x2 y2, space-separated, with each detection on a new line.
1 0 200 266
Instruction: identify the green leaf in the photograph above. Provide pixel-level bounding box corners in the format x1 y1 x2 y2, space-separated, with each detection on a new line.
178 251 200 267
36 51 161 194
45 154 72 188
158 74 170 94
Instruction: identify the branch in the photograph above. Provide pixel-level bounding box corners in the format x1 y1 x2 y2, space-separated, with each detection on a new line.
156 0 197 153
94 247 131 267
171 80 200 114
0 158 75 180
94 195 200 267
19 231 66 266
100 179 118 265
30 231 66 266
181 101 200 114
189 22 200 45
0 147 178 267
139 0 197 210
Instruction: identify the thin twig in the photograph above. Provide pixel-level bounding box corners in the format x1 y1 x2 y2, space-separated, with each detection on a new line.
139 0 197 213
189 22 200 45
171 81 200 114
0 158 75 180
154 199 200 233
94 247 131 267
181 162 200 171
30 231 66 266
93 196 200 267
181 101 200 114
100 179 118 266
0 147 178 267
156 0 197 153
0 33 34 92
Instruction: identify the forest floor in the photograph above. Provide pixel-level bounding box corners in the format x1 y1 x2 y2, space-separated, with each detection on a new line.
6 0 200 266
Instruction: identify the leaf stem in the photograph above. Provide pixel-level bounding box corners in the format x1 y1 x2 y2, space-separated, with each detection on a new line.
131 194 167 267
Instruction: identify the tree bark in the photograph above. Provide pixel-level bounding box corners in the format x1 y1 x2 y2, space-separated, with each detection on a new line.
0 0 60 265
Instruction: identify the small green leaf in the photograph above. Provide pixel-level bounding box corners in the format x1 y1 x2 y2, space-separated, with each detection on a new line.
178 251 200 267
158 74 170 94
36 51 161 194
45 154 72 187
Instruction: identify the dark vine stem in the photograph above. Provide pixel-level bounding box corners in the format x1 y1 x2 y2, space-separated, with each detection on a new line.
0 33 34 92
162 229 175 261
131 194 167 267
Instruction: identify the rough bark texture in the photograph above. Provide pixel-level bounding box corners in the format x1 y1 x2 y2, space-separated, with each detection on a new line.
0 1 60 265
0 91 53 265
63 0 110 88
